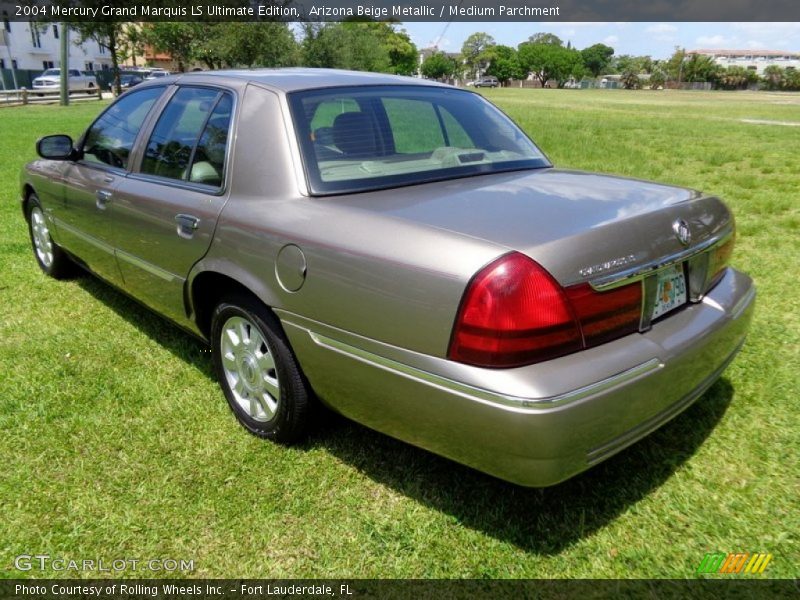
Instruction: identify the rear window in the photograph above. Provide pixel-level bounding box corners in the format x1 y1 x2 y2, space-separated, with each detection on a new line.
288 86 549 195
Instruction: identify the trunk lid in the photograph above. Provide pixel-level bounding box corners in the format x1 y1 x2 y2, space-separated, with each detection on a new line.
342 168 732 285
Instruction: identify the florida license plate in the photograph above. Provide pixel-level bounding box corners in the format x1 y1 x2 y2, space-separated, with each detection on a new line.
652 263 687 320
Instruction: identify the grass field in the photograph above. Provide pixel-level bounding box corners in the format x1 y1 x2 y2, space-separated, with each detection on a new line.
1 90 798 579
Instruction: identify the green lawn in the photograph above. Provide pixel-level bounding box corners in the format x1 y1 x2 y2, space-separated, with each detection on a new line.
1 90 798 579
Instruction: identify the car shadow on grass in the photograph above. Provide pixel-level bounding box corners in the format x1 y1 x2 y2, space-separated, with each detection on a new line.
75 273 734 556
304 379 734 556
75 276 214 373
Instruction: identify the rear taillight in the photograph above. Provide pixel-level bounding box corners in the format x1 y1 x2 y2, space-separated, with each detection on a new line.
448 252 643 368
448 253 582 367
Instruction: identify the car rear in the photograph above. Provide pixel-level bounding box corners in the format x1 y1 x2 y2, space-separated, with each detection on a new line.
282 238 754 486
274 175 754 485
273 81 755 485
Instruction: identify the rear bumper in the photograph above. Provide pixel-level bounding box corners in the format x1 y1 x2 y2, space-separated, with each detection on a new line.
281 267 755 487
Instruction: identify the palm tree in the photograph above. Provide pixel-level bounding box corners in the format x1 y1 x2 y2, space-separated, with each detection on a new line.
621 70 640 89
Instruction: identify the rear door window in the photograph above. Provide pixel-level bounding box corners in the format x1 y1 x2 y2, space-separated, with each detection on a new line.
189 94 233 187
140 87 232 188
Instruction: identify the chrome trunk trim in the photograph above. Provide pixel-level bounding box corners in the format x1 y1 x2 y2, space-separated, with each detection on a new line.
590 228 734 291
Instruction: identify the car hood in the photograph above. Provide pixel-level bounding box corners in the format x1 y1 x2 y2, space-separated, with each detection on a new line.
34 77 58 83
335 168 732 285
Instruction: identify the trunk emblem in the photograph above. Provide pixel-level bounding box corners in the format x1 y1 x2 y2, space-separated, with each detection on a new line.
578 254 636 277
673 219 691 246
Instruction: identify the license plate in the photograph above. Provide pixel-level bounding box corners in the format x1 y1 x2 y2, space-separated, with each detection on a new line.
652 263 687 320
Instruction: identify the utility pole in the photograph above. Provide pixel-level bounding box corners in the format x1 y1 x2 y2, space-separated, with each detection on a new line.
2 30 18 89
59 23 68 106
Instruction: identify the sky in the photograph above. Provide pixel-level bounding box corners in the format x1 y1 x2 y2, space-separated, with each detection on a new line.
399 23 800 59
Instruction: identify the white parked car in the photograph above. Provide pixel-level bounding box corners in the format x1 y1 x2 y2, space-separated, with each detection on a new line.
32 69 98 94
144 69 171 80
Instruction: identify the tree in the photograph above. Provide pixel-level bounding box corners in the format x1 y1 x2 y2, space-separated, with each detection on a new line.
649 66 666 89
717 66 757 90
762 65 783 90
518 42 582 88
71 22 125 95
526 32 563 46
665 47 686 82
201 23 298 69
621 70 641 89
361 23 418 75
779 68 800 91
581 43 614 77
460 32 495 79
301 23 391 73
485 45 525 85
142 23 200 73
420 51 457 81
682 54 721 83
120 24 146 68
612 54 654 75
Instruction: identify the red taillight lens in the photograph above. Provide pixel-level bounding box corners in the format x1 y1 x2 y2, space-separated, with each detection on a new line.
565 282 642 347
448 253 583 367
449 252 644 368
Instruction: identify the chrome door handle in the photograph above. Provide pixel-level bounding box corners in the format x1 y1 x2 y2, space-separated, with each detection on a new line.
95 189 112 210
175 214 200 238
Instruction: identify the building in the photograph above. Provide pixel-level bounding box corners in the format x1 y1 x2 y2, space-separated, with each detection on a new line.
687 49 800 75
0 18 113 73
139 45 175 71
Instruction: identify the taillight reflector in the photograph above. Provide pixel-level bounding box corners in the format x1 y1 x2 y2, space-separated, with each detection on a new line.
565 282 642 348
707 237 735 289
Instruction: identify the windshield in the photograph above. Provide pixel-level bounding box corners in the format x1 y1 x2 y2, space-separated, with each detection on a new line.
288 86 550 195
42 69 60 77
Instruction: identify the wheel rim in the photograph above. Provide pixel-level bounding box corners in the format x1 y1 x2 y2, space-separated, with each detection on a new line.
30 207 54 267
220 315 280 422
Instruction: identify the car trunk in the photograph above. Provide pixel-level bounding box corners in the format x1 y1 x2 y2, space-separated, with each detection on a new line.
341 167 733 287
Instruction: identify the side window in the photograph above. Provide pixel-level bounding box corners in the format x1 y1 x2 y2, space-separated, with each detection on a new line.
309 98 360 154
310 98 360 130
82 87 163 169
141 87 226 184
189 94 232 187
439 107 476 149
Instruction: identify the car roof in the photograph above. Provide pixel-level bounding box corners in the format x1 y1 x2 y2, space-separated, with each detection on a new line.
160 68 451 94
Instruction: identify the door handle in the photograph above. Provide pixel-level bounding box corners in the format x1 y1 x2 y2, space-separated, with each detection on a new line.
102 175 115 184
95 189 112 210
175 214 200 238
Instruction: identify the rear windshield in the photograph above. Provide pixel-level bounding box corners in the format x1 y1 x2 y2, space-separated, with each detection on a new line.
288 85 550 195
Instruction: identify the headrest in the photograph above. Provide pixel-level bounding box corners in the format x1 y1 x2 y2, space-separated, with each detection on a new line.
332 112 377 158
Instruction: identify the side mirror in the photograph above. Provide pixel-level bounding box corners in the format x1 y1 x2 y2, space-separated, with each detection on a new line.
36 135 76 160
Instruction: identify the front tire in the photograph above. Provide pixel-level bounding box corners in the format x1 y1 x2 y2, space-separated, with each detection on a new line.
26 195 74 279
211 294 312 443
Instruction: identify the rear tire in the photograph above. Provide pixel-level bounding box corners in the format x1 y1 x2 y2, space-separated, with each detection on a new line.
26 194 75 279
211 294 312 443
